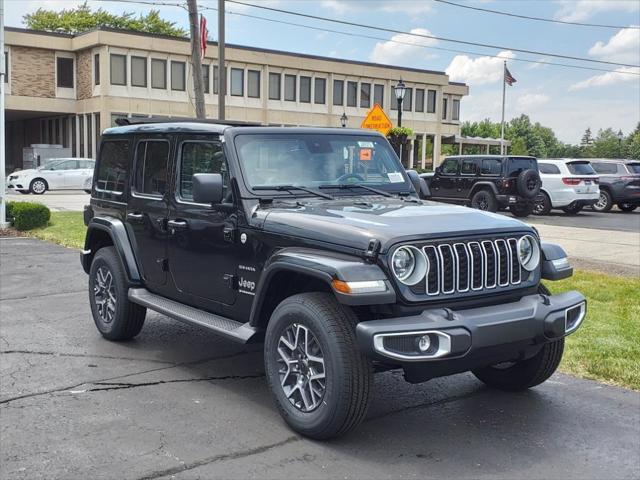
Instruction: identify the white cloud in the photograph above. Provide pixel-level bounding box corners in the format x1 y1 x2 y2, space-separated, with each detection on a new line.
516 93 550 110
379 2 433 15
369 28 438 65
568 67 640 91
588 27 640 64
320 0 351 15
321 0 431 15
526 57 549 70
553 0 639 23
445 51 516 85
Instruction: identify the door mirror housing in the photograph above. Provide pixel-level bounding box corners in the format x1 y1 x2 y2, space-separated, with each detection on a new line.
192 173 224 204
406 169 431 199
434 166 442 175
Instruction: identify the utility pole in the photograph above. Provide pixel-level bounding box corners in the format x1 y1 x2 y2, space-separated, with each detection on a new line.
187 0 206 119
0 0 8 228
500 60 506 155
217 0 226 120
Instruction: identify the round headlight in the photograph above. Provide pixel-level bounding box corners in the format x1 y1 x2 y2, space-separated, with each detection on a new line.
391 246 428 285
517 235 540 271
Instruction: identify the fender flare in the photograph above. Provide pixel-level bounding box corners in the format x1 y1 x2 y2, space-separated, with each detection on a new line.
82 217 142 284
248 247 395 327
540 241 573 281
469 181 499 198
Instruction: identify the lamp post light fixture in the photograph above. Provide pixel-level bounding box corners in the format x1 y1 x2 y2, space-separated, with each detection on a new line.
617 129 624 147
393 78 407 127
340 112 348 128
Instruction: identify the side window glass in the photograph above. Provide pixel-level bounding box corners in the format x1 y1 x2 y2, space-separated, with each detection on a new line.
96 141 129 193
441 158 458 175
179 142 228 202
461 159 477 175
134 141 169 197
539 163 560 174
481 158 501 175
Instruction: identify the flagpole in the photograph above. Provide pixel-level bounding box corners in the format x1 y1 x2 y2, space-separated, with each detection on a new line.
500 60 506 155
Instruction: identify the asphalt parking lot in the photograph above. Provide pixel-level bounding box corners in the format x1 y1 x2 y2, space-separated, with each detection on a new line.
1 238 639 480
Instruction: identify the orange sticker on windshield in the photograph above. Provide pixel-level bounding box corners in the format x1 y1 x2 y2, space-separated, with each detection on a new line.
360 149 372 161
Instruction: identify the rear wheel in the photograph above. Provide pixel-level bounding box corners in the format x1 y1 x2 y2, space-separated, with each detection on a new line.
29 178 47 195
511 203 534 218
470 189 498 213
592 190 612 212
533 192 551 215
264 292 372 440
562 202 584 214
617 203 637 212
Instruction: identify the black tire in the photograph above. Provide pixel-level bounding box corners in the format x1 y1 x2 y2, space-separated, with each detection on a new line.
516 169 541 199
84 189 92 194
592 189 613 212
562 202 584 215
88 246 146 341
29 178 48 195
533 192 551 215
510 203 534 218
264 292 372 440
617 203 637 212
470 189 498 213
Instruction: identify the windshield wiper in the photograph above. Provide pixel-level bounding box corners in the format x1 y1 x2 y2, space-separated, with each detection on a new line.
253 185 334 200
318 183 394 198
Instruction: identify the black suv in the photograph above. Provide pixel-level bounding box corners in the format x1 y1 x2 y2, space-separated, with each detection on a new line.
81 121 585 439
590 159 640 212
420 155 542 217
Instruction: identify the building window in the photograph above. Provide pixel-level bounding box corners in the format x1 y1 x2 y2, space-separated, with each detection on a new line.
230 68 244 96
171 61 186 91
79 114 85 157
71 117 77 156
391 90 397 110
134 141 169 196
284 74 296 101
87 114 93 158
248 70 260 98
403 88 412 111
203 64 210 94
373 84 384 108
96 140 129 193
213 65 219 94
57 57 74 88
333 80 344 106
94 54 100 86
95 113 101 151
347 81 357 107
151 59 166 89
415 89 424 112
131 56 147 87
442 98 448 120
4 51 8 84
452 99 460 121
427 89 436 113
110 54 126 86
314 78 326 104
360 83 371 108
269 72 281 100
300 76 311 103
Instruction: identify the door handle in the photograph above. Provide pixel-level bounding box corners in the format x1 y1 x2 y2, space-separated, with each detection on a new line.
167 219 188 231
127 212 144 223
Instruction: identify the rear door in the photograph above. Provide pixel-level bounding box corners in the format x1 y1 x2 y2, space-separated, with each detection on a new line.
459 157 479 199
63 160 87 189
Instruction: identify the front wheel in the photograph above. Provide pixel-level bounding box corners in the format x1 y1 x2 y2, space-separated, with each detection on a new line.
264 292 372 440
617 203 637 212
29 178 47 195
470 190 498 213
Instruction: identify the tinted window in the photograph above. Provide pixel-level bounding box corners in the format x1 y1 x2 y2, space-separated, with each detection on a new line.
97 141 129 193
202 64 210 94
427 90 436 113
300 76 311 103
284 74 296 101
230 68 244 96
374 84 384 108
94 54 100 85
360 83 371 108
461 159 477 175
269 72 281 100
452 99 460 120
441 158 458 175
347 81 357 107
442 98 448 119
134 141 169 196
179 142 228 201
213 65 219 94
248 70 260 98
625 163 640 174
314 78 326 104
481 158 502 175
415 89 424 112
567 161 596 175
131 56 147 87
333 79 344 105
507 158 537 176
403 88 412 111
171 61 186 91
110 54 126 86
539 163 561 174
151 59 166 89
57 57 74 88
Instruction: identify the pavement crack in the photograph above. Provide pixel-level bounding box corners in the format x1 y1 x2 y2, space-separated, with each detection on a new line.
0 350 175 365
136 436 300 480
1 290 85 301
88 373 265 392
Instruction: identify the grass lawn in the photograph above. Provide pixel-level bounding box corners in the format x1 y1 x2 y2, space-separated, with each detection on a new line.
17 211 640 390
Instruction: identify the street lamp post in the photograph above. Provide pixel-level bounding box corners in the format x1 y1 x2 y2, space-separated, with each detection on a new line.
393 79 407 164
340 112 348 128
617 129 624 155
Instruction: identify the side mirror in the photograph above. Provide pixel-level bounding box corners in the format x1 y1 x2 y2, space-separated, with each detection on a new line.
406 170 431 199
192 173 224 204
434 166 442 175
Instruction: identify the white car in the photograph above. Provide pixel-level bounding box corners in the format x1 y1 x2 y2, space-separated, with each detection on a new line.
534 159 600 215
7 158 95 195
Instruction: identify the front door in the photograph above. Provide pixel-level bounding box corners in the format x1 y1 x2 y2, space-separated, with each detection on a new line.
125 138 171 287
46 159 76 189
166 137 238 309
431 157 460 199
458 157 479 199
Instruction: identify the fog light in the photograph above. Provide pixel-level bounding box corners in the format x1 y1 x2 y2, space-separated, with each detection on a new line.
417 335 431 352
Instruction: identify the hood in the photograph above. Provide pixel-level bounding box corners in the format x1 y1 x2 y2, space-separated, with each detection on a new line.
259 197 534 252
10 169 36 176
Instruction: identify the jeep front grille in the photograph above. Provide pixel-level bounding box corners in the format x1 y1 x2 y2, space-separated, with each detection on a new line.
417 238 523 296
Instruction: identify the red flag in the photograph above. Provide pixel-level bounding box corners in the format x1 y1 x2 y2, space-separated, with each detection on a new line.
504 66 516 86
200 15 208 60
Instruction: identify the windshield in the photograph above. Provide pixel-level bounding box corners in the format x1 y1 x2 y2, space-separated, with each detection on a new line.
626 163 640 174
567 161 596 175
234 133 410 194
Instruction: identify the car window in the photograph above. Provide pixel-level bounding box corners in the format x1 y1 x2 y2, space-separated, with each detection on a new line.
80 160 95 169
179 142 229 202
539 163 561 174
567 161 596 175
481 158 501 175
134 141 169 197
625 163 640 174
441 158 459 175
96 141 129 193
460 159 478 175
592 162 617 174
50 160 77 170
507 158 537 176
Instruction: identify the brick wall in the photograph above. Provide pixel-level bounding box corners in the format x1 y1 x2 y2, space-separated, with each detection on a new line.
10 46 55 98
77 49 92 100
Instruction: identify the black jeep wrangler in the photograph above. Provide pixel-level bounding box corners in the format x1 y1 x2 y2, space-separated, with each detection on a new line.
81 121 585 439
420 155 542 217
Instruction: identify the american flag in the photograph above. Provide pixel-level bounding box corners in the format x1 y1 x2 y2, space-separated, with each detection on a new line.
200 15 208 61
504 66 517 86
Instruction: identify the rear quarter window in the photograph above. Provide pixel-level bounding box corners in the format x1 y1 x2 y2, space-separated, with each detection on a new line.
96 140 129 195
567 162 596 175
592 162 618 174
507 158 537 176
481 158 502 175
625 163 640 174
539 163 561 174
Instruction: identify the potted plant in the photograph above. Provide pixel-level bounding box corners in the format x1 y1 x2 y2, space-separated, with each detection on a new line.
386 127 414 163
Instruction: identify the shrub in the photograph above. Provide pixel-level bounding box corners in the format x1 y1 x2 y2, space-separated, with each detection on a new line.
7 201 51 231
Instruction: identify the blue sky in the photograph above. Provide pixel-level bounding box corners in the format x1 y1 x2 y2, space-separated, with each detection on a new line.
6 0 640 143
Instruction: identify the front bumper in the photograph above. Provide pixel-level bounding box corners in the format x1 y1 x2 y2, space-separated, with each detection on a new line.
356 291 586 381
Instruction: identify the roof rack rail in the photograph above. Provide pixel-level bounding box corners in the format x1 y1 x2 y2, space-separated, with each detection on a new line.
114 116 261 127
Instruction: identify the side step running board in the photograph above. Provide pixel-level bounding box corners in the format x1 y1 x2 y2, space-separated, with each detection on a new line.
128 288 258 344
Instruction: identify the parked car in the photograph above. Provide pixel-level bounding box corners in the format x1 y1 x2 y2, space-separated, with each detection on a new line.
420 155 542 217
589 159 640 212
81 120 585 439
533 159 600 215
7 158 95 194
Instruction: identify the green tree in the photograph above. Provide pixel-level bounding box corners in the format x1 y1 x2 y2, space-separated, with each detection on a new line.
509 137 528 155
624 123 640 160
592 128 624 158
580 127 594 147
23 2 186 37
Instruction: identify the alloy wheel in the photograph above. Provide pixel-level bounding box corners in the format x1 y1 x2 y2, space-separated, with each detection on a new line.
32 180 46 194
94 266 116 323
277 323 326 412
595 192 608 210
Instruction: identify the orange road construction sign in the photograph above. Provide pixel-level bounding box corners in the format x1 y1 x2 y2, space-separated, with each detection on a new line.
360 104 393 136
